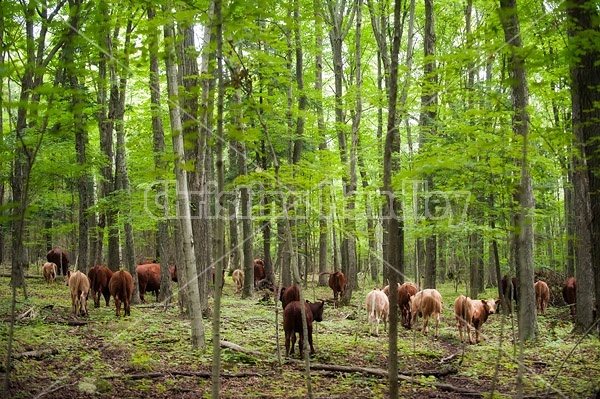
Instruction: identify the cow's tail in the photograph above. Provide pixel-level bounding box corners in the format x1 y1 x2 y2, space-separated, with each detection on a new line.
370 289 377 319
460 297 469 328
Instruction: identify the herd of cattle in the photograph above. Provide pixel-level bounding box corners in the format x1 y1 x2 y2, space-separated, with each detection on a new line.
40 247 579 357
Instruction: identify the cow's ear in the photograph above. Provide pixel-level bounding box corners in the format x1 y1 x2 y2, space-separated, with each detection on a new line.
495 299 501 305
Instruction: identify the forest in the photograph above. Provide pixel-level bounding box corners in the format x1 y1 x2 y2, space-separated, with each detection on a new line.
1 0 600 398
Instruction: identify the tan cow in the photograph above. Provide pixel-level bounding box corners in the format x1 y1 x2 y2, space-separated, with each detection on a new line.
232 269 244 293
453 295 474 344
67 270 90 317
409 289 443 338
42 262 57 284
535 280 550 315
366 288 389 336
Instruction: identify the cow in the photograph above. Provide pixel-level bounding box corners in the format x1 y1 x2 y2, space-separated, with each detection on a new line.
42 262 57 284
500 274 518 312
46 248 70 276
253 259 266 287
283 300 325 357
109 270 133 317
67 270 90 317
137 263 161 302
280 285 300 310
232 269 244 293
470 298 499 343
453 295 474 344
534 280 550 315
211 267 225 290
399 282 418 328
88 266 113 308
409 289 443 338
562 277 576 319
366 288 389 336
328 271 347 307
170 265 178 282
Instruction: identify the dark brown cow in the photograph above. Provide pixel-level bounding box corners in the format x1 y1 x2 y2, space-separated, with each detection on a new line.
501 274 518 312
398 282 418 328
562 277 576 319
211 267 225 289
109 270 133 317
170 265 178 282
534 280 550 315
88 266 113 308
253 259 266 287
328 271 347 306
280 285 300 310
137 263 161 302
47 248 70 276
283 300 325 357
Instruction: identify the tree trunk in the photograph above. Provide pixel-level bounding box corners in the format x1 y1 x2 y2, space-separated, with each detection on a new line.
567 0 600 333
163 11 205 351
499 0 537 341
147 6 173 304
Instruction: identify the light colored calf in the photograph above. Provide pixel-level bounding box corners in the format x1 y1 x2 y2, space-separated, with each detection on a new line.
366 288 389 336
42 262 57 284
67 271 90 317
470 298 498 343
232 269 244 293
410 289 443 338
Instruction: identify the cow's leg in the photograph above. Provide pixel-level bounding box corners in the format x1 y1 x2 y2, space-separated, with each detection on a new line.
308 326 315 355
422 315 429 335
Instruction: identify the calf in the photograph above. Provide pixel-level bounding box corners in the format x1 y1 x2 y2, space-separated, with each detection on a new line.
470 298 498 343
410 289 443 338
328 271 347 307
398 282 418 328
534 280 550 315
280 285 300 310
109 270 133 317
283 300 324 357
453 295 474 344
88 266 113 308
67 270 90 317
562 277 576 319
366 288 389 336
47 248 70 276
137 263 161 302
232 269 244 293
501 274 518 312
42 262 57 284
253 259 266 287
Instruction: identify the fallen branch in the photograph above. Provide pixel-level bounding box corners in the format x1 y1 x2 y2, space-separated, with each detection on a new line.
220 340 263 357
114 370 266 380
13 348 59 360
440 353 458 363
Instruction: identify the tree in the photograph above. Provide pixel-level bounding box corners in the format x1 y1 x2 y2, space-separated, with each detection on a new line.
566 0 600 333
498 0 537 342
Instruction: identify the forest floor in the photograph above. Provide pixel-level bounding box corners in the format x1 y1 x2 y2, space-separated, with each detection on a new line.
0 269 599 399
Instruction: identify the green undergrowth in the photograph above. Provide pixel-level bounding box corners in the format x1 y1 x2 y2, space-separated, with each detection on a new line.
1 273 599 398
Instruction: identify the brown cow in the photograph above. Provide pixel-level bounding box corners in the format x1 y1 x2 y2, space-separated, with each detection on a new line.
253 259 266 287
399 282 418 328
42 262 57 284
500 274 518 312
328 271 347 307
534 280 550 315
410 289 443 338
170 265 178 282
67 270 90 317
232 269 244 293
137 263 161 302
211 267 225 289
47 248 70 276
453 295 474 344
109 270 133 317
470 298 498 343
280 285 300 310
366 288 389 336
562 277 576 319
283 300 325 357
88 266 113 308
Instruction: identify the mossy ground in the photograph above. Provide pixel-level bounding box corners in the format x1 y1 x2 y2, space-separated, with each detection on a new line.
1 269 598 398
